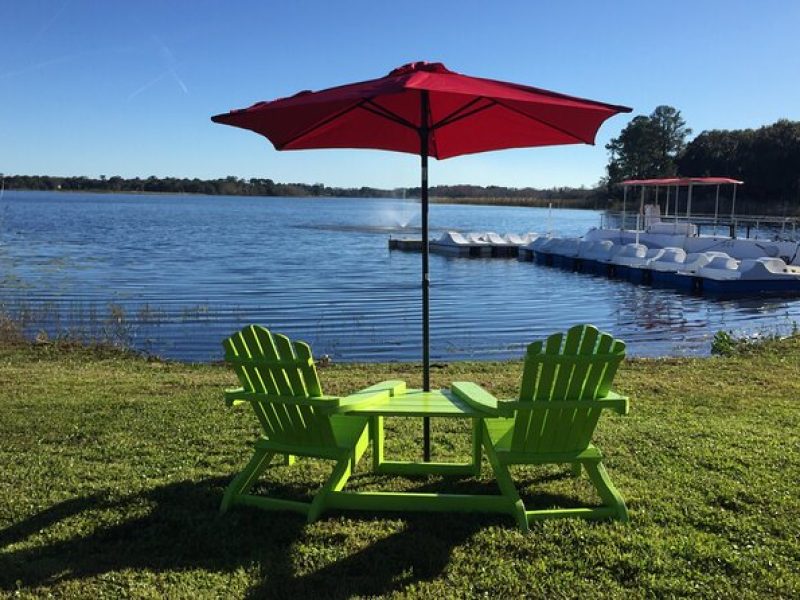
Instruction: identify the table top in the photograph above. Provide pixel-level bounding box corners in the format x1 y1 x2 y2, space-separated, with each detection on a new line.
343 387 485 417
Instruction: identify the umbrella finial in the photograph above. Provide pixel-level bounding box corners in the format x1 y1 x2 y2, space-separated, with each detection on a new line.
388 62 451 77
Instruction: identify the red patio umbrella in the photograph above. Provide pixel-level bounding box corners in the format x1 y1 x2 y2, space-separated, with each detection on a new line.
212 61 631 459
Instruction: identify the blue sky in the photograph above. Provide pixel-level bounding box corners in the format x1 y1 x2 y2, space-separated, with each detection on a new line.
2 0 799 189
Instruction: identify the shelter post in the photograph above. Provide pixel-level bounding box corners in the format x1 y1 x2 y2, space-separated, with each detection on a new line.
655 185 660 215
731 184 738 238
622 186 628 230
686 183 693 220
639 186 645 221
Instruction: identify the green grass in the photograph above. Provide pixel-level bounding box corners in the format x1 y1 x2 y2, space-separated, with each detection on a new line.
1 338 798 598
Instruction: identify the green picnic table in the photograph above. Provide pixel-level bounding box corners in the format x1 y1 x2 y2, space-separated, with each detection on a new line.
341 383 484 477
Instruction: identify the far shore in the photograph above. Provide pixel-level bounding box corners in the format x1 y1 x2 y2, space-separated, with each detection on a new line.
5 187 602 209
430 195 603 209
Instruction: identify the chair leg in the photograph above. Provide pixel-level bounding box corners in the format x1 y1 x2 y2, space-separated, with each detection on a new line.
482 428 528 532
583 460 629 521
307 451 355 523
220 448 276 514
307 422 369 523
284 454 296 466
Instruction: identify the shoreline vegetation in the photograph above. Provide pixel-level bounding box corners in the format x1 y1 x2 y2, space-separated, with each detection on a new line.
430 196 602 209
4 172 799 215
1 315 798 597
5 186 600 209
1 174 602 208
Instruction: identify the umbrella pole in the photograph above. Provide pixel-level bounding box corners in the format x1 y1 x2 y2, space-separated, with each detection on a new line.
420 91 431 462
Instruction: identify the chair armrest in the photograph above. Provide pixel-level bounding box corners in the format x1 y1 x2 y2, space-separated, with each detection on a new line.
223 388 340 408
224 387 248 406
597 391 629 415
353 380 407 397
497 392 629 416
494 400 519 417
224 380 405 413
327 380 406 414
450 382 500 416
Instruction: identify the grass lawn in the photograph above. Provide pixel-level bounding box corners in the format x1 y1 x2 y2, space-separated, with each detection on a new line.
0 336 798 598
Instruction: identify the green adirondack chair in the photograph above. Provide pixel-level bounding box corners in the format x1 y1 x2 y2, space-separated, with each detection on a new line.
220 325 398 522
452 324 629 531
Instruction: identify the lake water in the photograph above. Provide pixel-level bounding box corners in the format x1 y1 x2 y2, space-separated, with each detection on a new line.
2 190 799 363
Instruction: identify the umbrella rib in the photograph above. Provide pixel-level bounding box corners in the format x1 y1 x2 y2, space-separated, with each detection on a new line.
360 99 419 131
431 98 496 131
493 99 593 144
279 97 419 151
276 101 366 149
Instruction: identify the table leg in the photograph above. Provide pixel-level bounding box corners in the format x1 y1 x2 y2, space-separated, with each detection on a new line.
370 416 384 472
371 415 481 477
471 417 482 476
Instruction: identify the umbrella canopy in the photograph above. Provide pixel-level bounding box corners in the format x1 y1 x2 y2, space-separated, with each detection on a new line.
212 61 631 159
212 61 631 460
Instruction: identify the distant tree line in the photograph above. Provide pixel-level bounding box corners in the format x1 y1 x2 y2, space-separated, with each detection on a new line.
2 174 598 203
2 175 399 198
412 184 595 201
678 120 800 211
606 107 800 214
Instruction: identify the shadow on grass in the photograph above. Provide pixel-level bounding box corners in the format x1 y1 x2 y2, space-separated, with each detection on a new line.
0 473 581 597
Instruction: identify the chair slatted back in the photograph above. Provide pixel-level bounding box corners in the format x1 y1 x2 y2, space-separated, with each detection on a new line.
223 325 335 448
511 324 625 454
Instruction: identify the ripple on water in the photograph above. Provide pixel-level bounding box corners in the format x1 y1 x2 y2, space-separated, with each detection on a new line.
2 191 800 362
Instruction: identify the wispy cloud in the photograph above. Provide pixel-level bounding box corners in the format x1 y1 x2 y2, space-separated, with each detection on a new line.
0 53 82 80
127 70 172 100
155 36 189 94
127 35 189 101
1 0 73 79
29 0 71 47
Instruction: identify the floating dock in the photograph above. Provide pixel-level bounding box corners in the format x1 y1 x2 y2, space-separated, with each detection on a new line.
388 237 423 251
389 229 800 297
529 238 800 296
389 231 538 258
